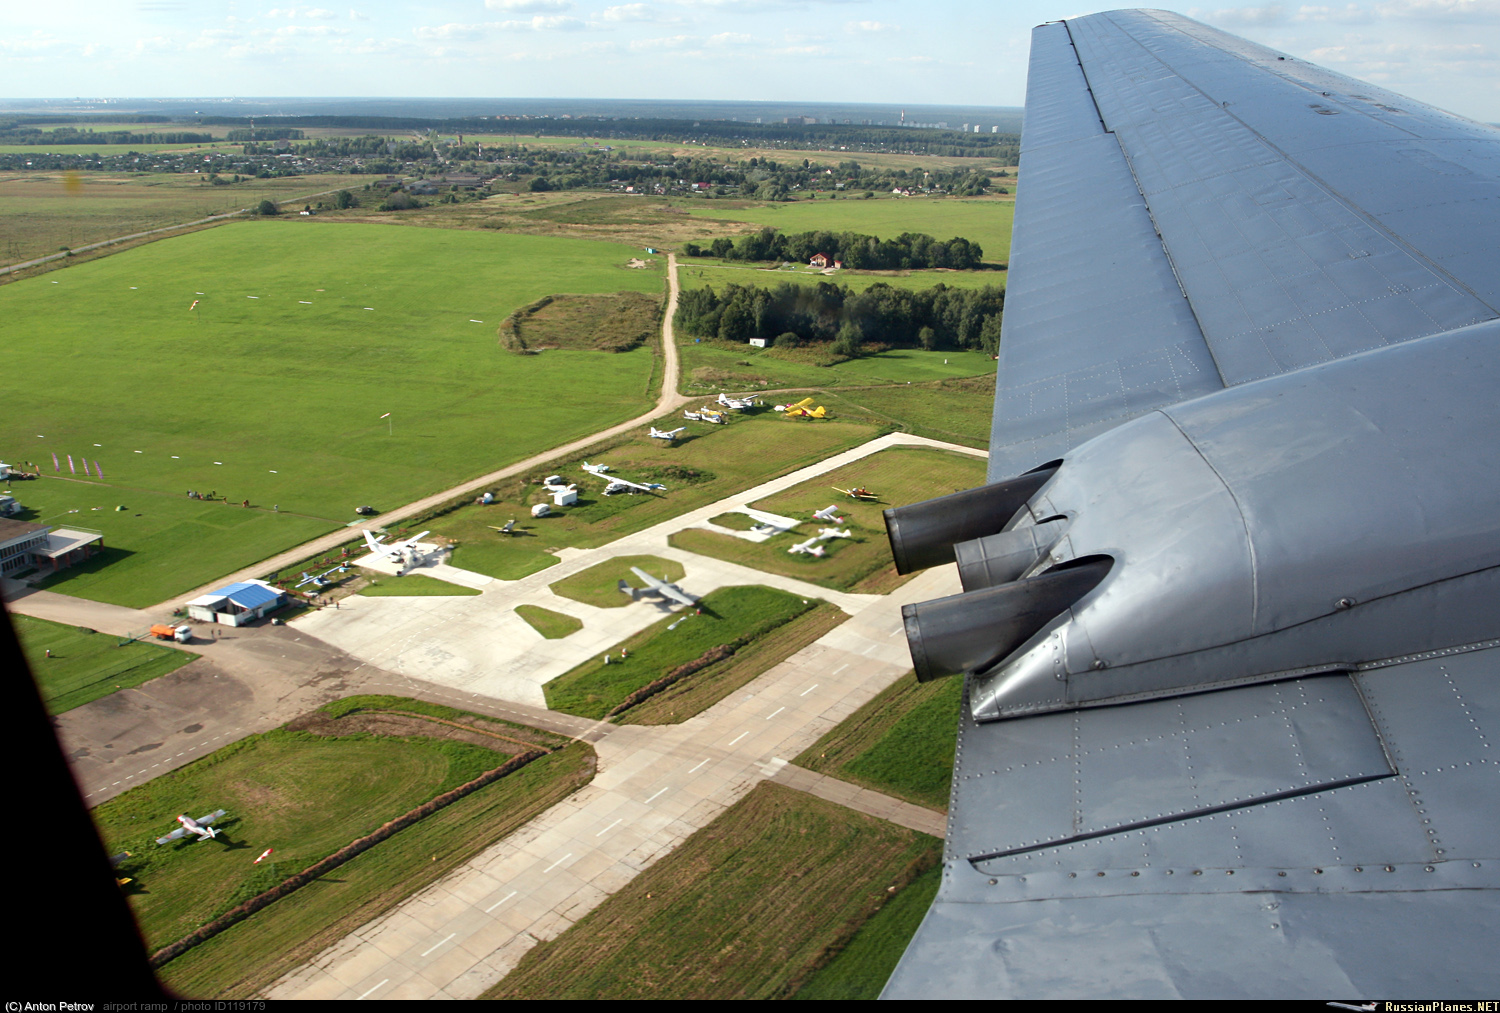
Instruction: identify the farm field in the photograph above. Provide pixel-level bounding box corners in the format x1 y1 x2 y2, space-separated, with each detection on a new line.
678 339 996 396
542 584 813 719
92 695 592 997
795 674 963 812
485 781 940 1000
0 171 362 268
14 614 196 713
669 446 988 594
412 410 884 580
1 221 667 606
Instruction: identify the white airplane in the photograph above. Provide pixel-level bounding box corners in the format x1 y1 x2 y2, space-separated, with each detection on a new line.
363 528 430 561
789 538 826 557
155 809 228 845
683 407 729 424
717 392 762 410
603 476 667 496
619 566 697 607
581 461 611 475
813 505 844 523
817 527 852 540
649 426 687 441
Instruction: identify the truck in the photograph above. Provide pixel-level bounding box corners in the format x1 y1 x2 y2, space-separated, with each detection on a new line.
149 624 193 644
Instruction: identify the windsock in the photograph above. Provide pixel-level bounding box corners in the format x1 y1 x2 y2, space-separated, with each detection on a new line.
254 848 275 865
67 455 75 474
81 459 91 477
189 300 199 311
51 452 59 472
95 460 104 480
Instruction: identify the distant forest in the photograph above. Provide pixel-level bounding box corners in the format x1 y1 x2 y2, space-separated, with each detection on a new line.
685 229 985 270
678 281 1005 355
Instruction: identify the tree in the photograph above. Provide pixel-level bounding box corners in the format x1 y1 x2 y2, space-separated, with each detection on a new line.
379 191 418 211
919 326 939 350
335 189 358 209
528 176 553 192
255 199 278 215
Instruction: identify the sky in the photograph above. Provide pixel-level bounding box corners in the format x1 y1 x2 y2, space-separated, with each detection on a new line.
1 1 1497 122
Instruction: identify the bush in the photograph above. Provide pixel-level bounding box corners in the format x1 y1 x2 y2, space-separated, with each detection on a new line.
379 191 418 211
528 177 553 192
255 199 278 216
775 331 801 349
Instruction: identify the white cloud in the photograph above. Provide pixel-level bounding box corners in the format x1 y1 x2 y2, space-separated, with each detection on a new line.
773 44 830 55
846 20 897 32
348 7 369 19
304 7 337 18
414 23 489 40
485 0 573 11
707 31 753 45
1197 5 1289 25
1292 4 1373 23
630 33 696 49
273 23 349 36
603 3 668 21
495 14 587 29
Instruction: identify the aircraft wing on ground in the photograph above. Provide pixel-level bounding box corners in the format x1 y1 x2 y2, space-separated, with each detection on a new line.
627 566 696 606
881 9 1500 999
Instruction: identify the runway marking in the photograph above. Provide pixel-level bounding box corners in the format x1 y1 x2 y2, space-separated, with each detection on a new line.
357 979 389 1000
889 627 903 637
728 731 748 746
799 683 818 696
766 706 784 720
832 663 849 676
688 759 709 773
420 932 456 958
543 853 574 874
596 818 623 837
645 786 669 803
485 890 518 913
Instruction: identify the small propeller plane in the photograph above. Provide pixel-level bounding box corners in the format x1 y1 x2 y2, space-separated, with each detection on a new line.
619 566 697 607
362 528 431 561
812 505 844 522
581 461 611 475
603 476 667 496
649 426 687 442
489 519 517 535
788 538 826 557
156 809 228 845
832 486 877 500
817 527 852 540
777 397 827 419
716 392 762 410
683 406 729 424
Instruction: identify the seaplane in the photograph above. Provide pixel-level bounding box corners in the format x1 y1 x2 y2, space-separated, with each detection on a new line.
832 485 878 501
618 566 697 607
716 392 762 411
788 538 826 557
812 505 844 523
155 809 228 845
603 475 667 496
683 406 729 424
363 528 430 562
776 397 827 419
817 527 852 540
649 426 687 442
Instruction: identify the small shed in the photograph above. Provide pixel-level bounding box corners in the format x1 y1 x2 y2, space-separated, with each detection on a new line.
186 579 286 626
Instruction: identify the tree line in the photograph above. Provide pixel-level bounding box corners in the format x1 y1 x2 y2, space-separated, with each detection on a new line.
0 126 214 145
677 281 1005 354
684 228 985 270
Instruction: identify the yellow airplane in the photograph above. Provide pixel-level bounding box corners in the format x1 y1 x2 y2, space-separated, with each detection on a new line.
777 397 827 419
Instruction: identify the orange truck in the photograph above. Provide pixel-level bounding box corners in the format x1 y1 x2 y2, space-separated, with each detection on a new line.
149 624 193 644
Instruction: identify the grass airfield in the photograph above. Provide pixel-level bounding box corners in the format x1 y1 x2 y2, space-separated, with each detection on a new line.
2 220 664 606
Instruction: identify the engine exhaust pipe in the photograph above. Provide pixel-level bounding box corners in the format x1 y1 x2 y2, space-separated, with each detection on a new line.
902 555 1113 682
883 463 1060 575
955 518 1068 592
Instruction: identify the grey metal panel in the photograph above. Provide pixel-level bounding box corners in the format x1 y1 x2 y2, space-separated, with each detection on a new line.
950 675 1391 863
986 21 1221 481
1061 11 1497 388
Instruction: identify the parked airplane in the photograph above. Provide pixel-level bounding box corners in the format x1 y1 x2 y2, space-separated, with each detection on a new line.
488 519 517 535
816 527 851 540
716 392 762 410
618 566 696 607
683 407 729 424
788 538 826 557
603 476 666 496
832 486 876 500
581 461 611 475
812 505 844 523
649 426 687 442
155 810 228 845
362 529 430 562
777 397 827 419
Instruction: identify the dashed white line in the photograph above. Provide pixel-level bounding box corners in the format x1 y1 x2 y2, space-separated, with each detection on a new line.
888 627 903 637
595 818 623 837
484 890 518 913
357 979 389 1000
543 853 574 873
766 706 785 720
832 663 849 676
688 758 709 773
800 683 819 696
645 786 669 803
419 932 456 958
728 731 749 746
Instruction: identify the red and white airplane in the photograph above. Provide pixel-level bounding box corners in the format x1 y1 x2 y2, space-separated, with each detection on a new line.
155 809 228 845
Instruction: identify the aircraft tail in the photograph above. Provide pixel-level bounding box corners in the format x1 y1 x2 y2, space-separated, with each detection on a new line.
618 579 640 600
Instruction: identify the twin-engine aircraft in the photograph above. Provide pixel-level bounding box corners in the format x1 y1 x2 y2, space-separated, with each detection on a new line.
602 476 667 496
155 810 228 845
618 566 697 607
361 529 430 562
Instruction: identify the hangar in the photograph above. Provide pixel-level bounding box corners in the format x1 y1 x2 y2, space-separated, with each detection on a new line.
184 579 287 626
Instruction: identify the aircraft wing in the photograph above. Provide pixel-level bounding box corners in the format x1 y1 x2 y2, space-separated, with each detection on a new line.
197 809 227 826
629 566 695 606
882 9 1500 999
154 828 188 845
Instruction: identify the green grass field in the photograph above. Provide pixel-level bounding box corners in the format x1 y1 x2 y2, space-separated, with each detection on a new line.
486 781 940 1000
14 614 196 713
549 554 684 609
670 447 989 594
795 674 963 812
686 197 1015 266
791 864 943 1000
357 573 480 596
679 335 996 396
1 221 667 606
515 604 582 639
816 376 997 449
543 585 813 719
